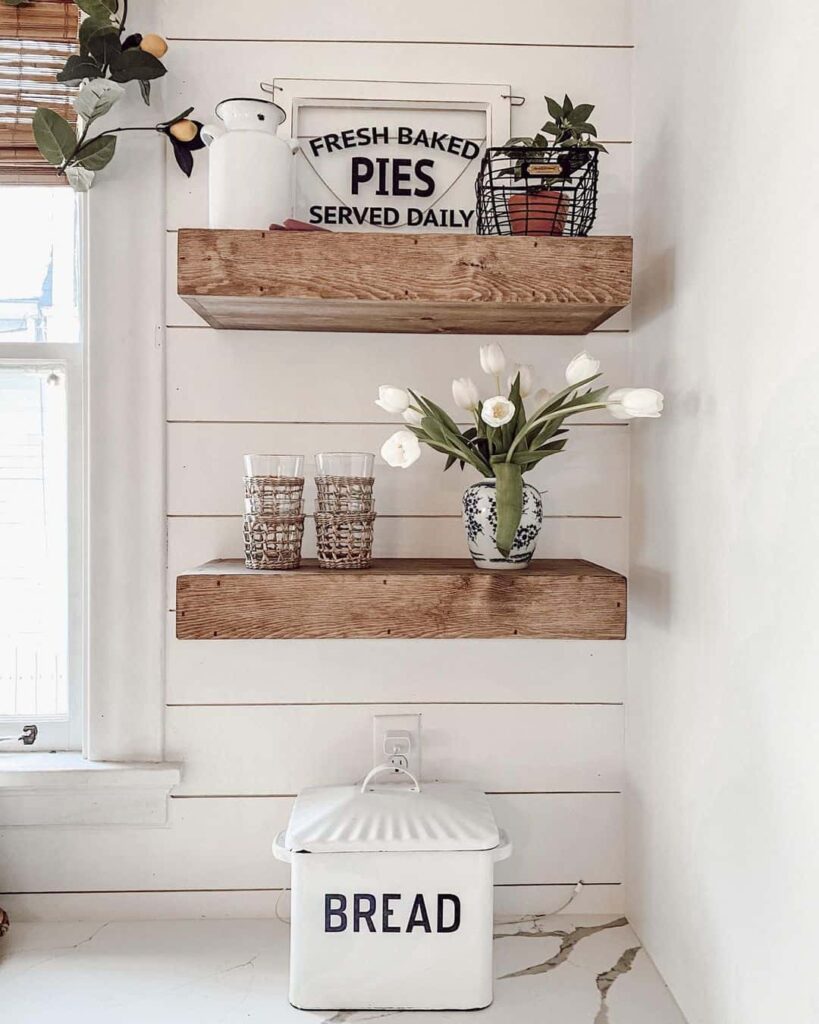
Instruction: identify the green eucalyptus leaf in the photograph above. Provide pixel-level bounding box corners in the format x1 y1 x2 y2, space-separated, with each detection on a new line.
75 133 117 171
32 108 77 166
532 133 548 148
573 122 598 137
57 55 103 85
562 94 573 114
109 49 167 83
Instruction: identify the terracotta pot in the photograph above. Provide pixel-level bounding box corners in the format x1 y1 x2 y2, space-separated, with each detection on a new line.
507 189 568 236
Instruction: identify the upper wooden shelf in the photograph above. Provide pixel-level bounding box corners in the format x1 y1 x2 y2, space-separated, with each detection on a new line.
177 230 632 336
176 558 627 640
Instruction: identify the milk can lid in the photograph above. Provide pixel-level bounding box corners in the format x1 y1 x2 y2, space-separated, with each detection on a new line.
284 770 501 854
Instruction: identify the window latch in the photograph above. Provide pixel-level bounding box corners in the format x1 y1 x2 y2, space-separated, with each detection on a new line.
0 724 38 746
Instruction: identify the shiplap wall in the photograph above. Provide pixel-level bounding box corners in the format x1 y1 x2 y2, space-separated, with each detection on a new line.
1 0 632 921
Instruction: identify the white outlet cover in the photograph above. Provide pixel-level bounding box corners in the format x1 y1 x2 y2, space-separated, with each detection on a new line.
372 713 422 781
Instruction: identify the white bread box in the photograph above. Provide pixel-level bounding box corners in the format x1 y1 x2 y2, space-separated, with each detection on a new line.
273 764 512 1011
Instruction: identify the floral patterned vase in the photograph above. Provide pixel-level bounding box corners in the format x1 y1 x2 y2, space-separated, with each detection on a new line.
462 480 544 570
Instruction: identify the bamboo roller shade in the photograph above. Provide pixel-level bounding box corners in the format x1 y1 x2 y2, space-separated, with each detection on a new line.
0 0 78 185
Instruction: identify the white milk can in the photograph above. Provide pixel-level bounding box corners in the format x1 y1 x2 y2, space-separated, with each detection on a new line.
201 98 295 229
273 764 512 1011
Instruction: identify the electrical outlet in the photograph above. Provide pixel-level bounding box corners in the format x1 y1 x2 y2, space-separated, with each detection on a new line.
373 713 422 782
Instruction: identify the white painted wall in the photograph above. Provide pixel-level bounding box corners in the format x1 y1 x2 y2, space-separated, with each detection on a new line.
627 1 819 1021
2 0 633 921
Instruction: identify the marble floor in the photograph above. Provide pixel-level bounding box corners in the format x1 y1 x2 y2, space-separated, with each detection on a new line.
0 915 687 1023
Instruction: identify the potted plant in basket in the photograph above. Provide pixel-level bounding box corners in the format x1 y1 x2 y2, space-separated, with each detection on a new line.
377 344 663 569
500 94 607 236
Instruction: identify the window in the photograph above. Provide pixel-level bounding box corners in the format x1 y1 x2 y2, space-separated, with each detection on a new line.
0 185 82 750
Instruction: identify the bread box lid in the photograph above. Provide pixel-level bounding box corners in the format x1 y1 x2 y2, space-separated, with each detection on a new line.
284 772 501 854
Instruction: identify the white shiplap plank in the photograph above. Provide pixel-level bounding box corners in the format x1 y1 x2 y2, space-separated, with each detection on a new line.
166 328 630 424
167 422 628 517
167 514 627 591
165 619 625 705
0 794 623 891
164 232 633 332
165 703 623 795
163 43 632 150
162 0 631 47
0 883 623 920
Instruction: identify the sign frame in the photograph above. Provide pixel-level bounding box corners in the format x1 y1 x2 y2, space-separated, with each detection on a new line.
272 78 511 231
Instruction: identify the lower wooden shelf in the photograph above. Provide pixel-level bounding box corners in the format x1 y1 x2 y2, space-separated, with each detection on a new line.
176 559 627 640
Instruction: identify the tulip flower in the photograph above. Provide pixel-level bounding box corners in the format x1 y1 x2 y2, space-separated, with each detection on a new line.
452 377 480 411
508 363 534 398
375 385 411 414
565 351 600 386
381 429 422 468
532 388 554 409
481 396 516 428
607 388 664 419
402 407 424 426
480 343 507 377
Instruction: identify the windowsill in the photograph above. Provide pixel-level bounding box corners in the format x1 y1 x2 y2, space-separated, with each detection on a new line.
0 753 181 827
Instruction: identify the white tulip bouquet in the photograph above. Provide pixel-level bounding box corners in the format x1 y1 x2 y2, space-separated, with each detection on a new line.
378 343 663 558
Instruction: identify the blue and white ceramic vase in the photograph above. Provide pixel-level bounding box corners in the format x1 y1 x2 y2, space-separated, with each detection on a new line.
462 480 544 570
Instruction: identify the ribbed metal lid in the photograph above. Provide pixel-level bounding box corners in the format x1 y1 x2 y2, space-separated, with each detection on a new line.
284 781 500 853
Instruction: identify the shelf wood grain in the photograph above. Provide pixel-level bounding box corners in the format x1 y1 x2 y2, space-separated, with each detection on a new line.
177 230 632 335
176 559 627 640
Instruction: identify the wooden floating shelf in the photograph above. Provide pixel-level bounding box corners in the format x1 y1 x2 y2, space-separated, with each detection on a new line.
176 559 627 640
177 230 632 336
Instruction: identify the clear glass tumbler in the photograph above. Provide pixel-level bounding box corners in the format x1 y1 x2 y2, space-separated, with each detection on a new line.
315 452 374 479
315 451 375 515
244 454 304 478
244 454 305 516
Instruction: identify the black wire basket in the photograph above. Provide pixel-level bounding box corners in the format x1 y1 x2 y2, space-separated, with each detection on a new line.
475 146 599 237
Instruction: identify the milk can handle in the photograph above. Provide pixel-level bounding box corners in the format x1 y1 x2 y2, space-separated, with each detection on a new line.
360 763 421 793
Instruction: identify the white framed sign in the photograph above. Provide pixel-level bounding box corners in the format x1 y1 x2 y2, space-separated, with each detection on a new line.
273 79 511 232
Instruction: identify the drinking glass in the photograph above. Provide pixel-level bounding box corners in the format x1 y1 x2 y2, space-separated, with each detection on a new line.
315 452 374 479
244 454 304 516
244 454 304 478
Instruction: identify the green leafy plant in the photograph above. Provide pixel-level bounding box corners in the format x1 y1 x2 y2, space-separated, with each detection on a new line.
4 0 202 189
501 94 608 180
377 347 664 558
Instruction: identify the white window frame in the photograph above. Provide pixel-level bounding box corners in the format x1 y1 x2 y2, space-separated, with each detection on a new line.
0 348 84 752
0 195 86 753
0 44 180 821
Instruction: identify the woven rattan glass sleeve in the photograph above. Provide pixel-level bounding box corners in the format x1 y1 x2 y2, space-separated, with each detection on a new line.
0 0 79 185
